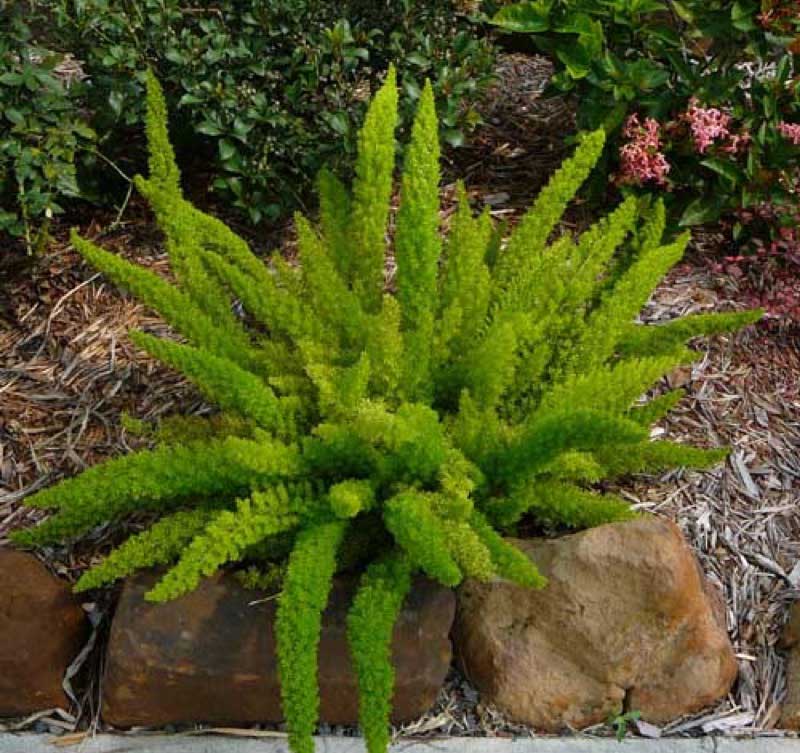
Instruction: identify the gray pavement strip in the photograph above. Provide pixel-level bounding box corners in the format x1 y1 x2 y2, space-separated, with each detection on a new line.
1 735 799 753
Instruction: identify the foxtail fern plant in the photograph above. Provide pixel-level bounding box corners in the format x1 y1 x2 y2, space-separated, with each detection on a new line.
15 69 759 753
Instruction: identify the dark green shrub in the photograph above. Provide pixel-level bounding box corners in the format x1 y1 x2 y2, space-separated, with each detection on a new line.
0 11 94 252
491 0 800 241
38 0 495 225
15 71 759 753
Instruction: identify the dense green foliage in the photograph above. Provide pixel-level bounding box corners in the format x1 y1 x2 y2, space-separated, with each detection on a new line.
19 0 494 228
16 70 759 753
0 11 94 252
491 0 800 240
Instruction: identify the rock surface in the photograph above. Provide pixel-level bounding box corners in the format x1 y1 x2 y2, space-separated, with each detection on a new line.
103 571 455 727
454 517 738 731
0 549 89 716
780 603 800 729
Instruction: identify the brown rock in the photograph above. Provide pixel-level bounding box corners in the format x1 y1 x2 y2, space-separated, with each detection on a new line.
780 603 800 729
103 571 454 727
0 549 89 716
454 517 738 731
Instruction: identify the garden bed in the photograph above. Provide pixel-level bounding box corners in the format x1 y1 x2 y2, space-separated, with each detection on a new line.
1 53 799 745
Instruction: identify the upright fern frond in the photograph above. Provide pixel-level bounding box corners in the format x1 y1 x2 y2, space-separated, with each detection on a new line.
365 296 404 397
436 184 491 370
575 233 691 368
395 80 441 401
72 232 257 372
317 169 352 280
296 215 366 352
349 67 399 312
492 129 606 311
539 352 698 417
143 69 181 194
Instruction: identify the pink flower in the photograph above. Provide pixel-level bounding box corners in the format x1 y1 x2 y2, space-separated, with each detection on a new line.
685 99 731 154
778 121 800 145
721 129 751 155
618 114 670 187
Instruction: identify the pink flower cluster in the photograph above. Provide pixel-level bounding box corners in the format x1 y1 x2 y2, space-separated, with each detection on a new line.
685 99 731 154
778 121 800 145
721 130 751 155
618 114 670 187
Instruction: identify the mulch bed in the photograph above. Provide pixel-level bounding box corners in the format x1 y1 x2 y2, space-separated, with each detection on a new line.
1 53 799 741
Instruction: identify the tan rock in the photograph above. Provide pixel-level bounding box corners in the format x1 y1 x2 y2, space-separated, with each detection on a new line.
0 550 89 716
780 602 800 729
454 517 737 731
103 571 454 727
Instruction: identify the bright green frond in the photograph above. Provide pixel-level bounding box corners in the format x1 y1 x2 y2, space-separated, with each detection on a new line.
147 412 256 446
540 352 697 417
438 447 481 504
575 233 690 367
317 168 352 280
543 450 605 483
395 80 441 401
72 231 255 370
490 480 636 529
469 510 546 588
384 490 461 586
146 486 301 602
306 350 371 420
563 196 639 307
341 401 447 485
13 436 299 545
130 331 291 435
75 508 215 592
630 389 685 426
492 410 647 485
443 519 495 581
459 316 521 411
448 391 504 468
436 186 492 368
492 129 606 308
276 520 348 753
349 67 399 312
638 198 667 251
616 309 763 357
347 551 412 753
365 296 404 398
593 441 729 477
144 70 181 194
329 479 375 519
203 250 321 346
296 214 365 350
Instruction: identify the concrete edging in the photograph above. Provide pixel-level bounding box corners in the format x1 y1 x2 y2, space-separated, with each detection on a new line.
1 735 799 753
